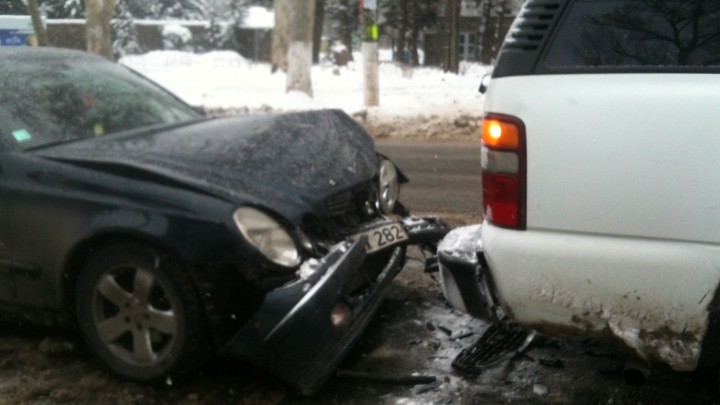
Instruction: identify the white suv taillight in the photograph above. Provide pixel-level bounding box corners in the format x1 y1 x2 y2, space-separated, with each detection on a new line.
481 114 526 230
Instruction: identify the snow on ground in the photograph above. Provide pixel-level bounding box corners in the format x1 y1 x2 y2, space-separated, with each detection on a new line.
120 50 489 120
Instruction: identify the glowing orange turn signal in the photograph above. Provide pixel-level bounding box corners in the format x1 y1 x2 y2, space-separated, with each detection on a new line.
482 119 519 148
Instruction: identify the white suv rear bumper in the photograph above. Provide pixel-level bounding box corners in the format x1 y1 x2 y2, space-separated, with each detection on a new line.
440 221 720 371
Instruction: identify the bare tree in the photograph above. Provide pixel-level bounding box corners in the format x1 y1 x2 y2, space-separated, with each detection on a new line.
27 0 49 46
408 0 420 65
444 0 460 72
84 0 117 59
272 0 290 71
313 0 326 64
492 0 509 56
286 0 316 96
337 0 355 61
395 0 409 63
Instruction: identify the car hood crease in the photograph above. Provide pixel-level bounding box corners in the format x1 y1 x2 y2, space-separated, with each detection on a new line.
32 110 379 223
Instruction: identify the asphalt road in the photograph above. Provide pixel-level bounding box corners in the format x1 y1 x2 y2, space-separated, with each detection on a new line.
376 141 483 219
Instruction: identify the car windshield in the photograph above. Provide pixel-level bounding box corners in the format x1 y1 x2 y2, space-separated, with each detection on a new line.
0 54 201 151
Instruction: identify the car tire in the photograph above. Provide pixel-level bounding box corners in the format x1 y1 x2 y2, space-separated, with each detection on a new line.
76 243 209 382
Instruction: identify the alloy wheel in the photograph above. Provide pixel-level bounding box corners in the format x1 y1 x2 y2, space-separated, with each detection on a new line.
91 265 179 366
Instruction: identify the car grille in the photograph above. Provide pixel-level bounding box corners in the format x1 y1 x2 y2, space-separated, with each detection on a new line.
304 182 380 242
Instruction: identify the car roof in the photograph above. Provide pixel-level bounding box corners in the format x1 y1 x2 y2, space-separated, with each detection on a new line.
0 46 108 64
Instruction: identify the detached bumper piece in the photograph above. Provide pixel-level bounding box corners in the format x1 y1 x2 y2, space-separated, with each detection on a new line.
220 238 405 395
430 224 497 321
401 216 451 249
452 321 535 375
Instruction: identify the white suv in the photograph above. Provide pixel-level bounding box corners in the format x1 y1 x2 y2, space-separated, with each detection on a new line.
437 0 720 373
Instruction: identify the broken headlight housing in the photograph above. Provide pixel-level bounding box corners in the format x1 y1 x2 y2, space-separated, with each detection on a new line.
233 207 301 268
378 159 400 214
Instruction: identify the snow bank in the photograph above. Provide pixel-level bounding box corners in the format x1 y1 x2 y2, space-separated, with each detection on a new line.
120 50 490 119
122 50 249 70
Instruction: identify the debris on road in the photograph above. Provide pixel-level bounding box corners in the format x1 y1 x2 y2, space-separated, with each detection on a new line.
438 326 453 336
336 370 437 385
435 395 453 405
538 358 564 369
449 331 474 341
412 381 442 395
452 322 535 375
38 337 75 355
533 384 549 396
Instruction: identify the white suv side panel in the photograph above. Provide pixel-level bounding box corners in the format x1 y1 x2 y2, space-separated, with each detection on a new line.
483 222 720 371
483 74 720 370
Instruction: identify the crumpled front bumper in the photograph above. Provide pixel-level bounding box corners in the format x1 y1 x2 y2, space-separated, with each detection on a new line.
219 216 449 395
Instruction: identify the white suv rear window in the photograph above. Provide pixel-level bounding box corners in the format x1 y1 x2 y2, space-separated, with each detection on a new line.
544 0 720 68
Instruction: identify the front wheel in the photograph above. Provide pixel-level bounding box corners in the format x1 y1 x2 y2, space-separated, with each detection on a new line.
76 243 208 381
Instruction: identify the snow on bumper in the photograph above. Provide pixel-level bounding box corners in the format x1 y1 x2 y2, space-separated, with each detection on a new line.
433 222 720 371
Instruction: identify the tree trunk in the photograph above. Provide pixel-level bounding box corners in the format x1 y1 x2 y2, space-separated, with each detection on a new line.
84 0 117 59
313 0 326 64
338 0 354 61
409 0 420 66
444 0 460 73
480 0 495 64
27 0 48 47
395 0 408 63
272 0 291 71
286 0 316 96
492 0 509 58
363 42 379 106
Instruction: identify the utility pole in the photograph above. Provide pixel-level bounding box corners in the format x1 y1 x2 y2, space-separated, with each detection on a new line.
361 0 379 107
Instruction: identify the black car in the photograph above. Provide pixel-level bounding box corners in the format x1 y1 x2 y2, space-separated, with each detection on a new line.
0 48 449 394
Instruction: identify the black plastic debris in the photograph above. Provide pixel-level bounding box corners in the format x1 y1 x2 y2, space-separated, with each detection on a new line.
424 257 440 273
449 331 474 341
438 326 453 336
451 322 535 375
538 358 564 368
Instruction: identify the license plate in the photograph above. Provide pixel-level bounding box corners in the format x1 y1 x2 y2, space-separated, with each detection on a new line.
352 222 409 253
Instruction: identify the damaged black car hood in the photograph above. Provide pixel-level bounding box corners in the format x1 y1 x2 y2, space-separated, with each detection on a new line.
33 110 379 223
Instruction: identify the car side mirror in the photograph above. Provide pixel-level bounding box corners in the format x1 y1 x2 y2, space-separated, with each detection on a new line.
479 74 491 94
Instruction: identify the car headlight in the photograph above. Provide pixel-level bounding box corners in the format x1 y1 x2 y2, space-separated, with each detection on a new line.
378 159 400 214
233 207 301 267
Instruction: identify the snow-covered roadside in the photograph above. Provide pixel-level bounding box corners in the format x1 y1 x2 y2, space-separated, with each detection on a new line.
121 50 488 141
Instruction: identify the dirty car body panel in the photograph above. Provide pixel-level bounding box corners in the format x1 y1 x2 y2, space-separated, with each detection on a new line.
435 0 720 371
0 47 450 392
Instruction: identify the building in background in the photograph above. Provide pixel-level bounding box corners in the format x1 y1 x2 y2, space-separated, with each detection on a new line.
424 0 523 66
